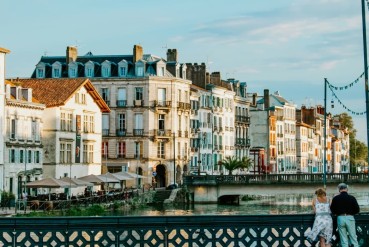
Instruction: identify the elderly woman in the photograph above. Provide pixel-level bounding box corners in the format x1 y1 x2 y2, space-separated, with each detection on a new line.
305 188 333 247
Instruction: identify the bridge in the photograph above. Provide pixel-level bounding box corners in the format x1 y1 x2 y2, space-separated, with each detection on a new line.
183 173 369 203
0 215 368 246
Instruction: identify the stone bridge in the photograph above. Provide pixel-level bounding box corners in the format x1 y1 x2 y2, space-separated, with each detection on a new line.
183 173 369 203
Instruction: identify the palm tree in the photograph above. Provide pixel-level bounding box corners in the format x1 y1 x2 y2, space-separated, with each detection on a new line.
240 156 253 171
220 156 253 175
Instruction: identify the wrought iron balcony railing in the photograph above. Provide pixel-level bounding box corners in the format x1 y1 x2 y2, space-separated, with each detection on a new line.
116 129 127 137
133 129 144 136
116 100 127 107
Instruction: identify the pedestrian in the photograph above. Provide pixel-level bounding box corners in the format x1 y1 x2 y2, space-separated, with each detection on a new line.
305 188 333 246
330 183 360 247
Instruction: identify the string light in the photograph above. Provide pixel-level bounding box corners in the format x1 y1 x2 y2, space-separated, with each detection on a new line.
326 82 366 115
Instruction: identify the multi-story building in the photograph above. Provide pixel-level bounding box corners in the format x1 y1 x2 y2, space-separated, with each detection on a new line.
0 47 10 195
16 78 109 195
231 80 252 162
331 116 350 173
4 80 45 198
250 90 297 173
31 46 191 187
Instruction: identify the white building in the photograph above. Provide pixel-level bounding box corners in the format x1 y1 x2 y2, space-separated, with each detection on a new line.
0 47 10 195
16 78 109 194
4 80 45 198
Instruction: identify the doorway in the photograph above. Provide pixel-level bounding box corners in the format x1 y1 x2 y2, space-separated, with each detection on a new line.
156 164 166 188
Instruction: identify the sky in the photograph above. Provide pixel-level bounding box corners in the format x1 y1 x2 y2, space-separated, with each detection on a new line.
1 0 369 143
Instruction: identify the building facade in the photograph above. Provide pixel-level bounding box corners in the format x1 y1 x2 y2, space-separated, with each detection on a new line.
16 78 109 194
4 81 45 198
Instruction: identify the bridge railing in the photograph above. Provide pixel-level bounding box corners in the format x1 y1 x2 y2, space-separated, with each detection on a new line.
183 173 369 185
0 214 368 246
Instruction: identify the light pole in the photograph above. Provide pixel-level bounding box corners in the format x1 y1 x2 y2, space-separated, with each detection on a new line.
361 0 369 177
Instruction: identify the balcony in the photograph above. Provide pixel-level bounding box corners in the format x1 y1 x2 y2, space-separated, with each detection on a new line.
177 102 191 111
133 129 144 136
178 130 182 137
236 138 251 147
117 154 126 158
152 100 171 112
235 115 251 125
116 100 127 107
116 129 127 137
184 131 189 138
153 129 172 140
102 129 109 136
133 100 144 107
157 154 165 159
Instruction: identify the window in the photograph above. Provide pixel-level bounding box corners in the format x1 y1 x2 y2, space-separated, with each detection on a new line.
83 114 95 133
117 88 127 107
117 114 126 130
36 68 44 78
102 66 110 77
101 88 109 103
53 68 60 78
118 142 126 158
158 142 165 158
83 143 94 163
119 67 126 77
69 67 77 78
134 142 141 158
158 114 165 130
60 112 73 131
11 119 16 139
9 149 15 163
137 66 144 76
27 150 32 163
86 67 94 77
60 143 72 163
135 87 143 100
34 151 40 163
101 142 108 157
158 67 165 76
20 150 24 163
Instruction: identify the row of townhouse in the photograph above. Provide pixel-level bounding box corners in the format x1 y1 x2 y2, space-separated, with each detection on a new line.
0 47 109 198
250 90 350 174
29 45 351 183
30 45 252 187
0 44 350 197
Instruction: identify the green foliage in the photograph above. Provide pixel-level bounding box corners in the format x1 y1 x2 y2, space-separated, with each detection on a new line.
220 156 253 175
335 113 368 171
85 204 105 216
241 195 255 201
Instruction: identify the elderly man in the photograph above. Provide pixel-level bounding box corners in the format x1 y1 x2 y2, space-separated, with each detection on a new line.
330 183 360 247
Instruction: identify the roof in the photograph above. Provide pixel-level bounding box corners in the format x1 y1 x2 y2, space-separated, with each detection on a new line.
5 80 42 104
0 47 10 54
31 54 165 78
14 78 110 112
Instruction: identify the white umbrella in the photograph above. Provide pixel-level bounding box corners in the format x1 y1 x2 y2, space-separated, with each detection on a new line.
26 178 73 188
115 171 146 179
78 174 106 184
59 177 94 187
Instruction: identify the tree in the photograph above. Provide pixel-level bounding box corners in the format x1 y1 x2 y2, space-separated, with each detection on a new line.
220 156 252 175
335 113 368 172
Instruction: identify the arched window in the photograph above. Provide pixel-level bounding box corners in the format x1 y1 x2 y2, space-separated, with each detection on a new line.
101 60 111 78
68 62 78 78
52 62 62 78
35 62 45 78
118 59 128 77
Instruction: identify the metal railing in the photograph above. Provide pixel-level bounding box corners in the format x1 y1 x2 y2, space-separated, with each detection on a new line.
184 173 369 185
0 214 368 246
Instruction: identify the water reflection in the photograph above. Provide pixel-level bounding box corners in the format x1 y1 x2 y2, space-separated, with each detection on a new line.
115 192 369 216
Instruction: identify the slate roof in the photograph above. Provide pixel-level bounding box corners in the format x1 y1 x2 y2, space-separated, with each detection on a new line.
14 78 110 112
31 53 165 78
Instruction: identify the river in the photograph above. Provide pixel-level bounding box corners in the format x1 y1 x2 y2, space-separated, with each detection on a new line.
115 192 369 216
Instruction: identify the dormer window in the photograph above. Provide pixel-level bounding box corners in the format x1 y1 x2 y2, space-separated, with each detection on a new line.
68 62 78 78
101 61 111 78
118 59 128 77
52 62 62 78
37 68 44 78
156 60 166 77
85 61 94 78
181 64 187 80
135 61 145 77
35 62 45 78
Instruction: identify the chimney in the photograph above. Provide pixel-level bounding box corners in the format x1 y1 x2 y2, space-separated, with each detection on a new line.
211 72 221 85
167 49 178 62
133 45 143 63
264 89 270 109
252 93 257 106
66 46 78 64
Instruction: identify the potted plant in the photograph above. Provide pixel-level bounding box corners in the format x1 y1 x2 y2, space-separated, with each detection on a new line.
1 191 16 208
